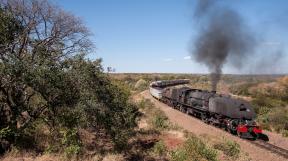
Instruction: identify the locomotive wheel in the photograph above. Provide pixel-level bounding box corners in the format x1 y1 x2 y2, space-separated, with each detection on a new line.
228 128 236 135
180 106 186 113
237 132 243 138
250 132 258 140
201 114 208 123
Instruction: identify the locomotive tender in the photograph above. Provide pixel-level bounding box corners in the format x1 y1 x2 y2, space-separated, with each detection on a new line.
149 79 264 140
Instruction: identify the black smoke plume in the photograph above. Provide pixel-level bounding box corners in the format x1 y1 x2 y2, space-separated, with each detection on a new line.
191 0 255 91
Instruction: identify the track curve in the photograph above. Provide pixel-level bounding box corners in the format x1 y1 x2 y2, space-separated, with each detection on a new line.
249 140 288 159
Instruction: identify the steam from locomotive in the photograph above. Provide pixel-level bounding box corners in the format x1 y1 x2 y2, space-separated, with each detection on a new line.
191 0 255 91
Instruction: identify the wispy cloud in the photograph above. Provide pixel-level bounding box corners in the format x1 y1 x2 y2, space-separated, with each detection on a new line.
184 56 191 60
262 42 281 46
163 58 173 62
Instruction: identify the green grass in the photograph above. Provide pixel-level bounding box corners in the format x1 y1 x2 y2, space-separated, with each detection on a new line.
153 140 167 156
214 140 240 159
170 136 218 161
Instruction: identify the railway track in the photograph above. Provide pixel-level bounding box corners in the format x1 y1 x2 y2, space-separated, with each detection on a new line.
249 140 288 159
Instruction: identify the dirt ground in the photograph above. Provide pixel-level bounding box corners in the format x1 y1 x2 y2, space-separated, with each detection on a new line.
140 90 288 161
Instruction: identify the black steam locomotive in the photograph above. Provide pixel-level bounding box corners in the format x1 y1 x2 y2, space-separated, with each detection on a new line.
149 79 264 140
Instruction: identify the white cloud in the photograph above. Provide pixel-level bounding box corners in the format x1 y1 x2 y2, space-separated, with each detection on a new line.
262 42 281 46
184 56 191 60
163 58 173 62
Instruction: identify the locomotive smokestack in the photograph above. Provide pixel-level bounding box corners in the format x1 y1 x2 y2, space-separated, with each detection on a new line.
191 0 255 91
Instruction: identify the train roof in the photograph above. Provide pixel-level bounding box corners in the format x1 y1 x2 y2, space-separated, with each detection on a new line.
150 79 190 88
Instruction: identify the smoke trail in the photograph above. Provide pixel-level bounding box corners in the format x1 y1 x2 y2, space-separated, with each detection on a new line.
191 0 255 91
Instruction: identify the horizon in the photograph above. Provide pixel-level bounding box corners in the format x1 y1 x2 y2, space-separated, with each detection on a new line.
110 72 287 76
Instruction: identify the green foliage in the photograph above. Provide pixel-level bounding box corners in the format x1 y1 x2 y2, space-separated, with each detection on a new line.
268 108 288 132
134 79 148 91
0 0 139 155
170 136 218 161
152 111 169 130
256 114 271 131
256 107 288 132
138 99 147 109
170 149 187 161
214 140 240 159
45 145 59 154
251 96 286 113
59 128 81 157
0 127 13 140
64 145 81 158
282 130 288 137
229 83 255 96
0 7 23 45
60 128 80 147
65 56 139 151
153 140 167 156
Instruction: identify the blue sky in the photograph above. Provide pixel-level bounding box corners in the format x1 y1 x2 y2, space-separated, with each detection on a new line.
55 0 288 74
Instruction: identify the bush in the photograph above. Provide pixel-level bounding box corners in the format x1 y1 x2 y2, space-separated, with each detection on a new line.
0 127 13 140
64 145 81 158
170 136 218 161
152 112 169 130
138 99 154 110
282 130 288 137
268 108 288 132
214 140 240 159
60 128 82 157
251 96 286 111
170 149 187 161
153 140 167 156
134 79 148 91
138 99 146 109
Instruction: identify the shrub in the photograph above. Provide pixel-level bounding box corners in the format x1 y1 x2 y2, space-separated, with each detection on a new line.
45 145 59 154
60 128 82 157
153 140 167 156
138 99 147 109
134 79 148 91
138 99 154 110
170 136 218 161
64 145 81 158
282 130 288 137
268 108 288 132
214 140 240 159
152 112 169 130
170 149 187 161
0 127 13 140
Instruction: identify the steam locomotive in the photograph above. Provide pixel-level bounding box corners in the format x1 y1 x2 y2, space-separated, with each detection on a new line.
149 79 265 140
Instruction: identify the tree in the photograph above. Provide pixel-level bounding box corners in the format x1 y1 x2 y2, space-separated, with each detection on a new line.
0 0 138 153
0 0 92 148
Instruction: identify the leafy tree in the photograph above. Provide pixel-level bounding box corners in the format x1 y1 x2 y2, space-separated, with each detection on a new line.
1 0 91 137
64 56 138 149
0 0 138 153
